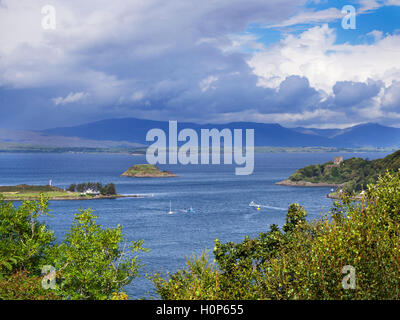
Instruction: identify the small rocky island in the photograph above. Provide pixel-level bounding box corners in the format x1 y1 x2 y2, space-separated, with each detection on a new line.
121 164 177 178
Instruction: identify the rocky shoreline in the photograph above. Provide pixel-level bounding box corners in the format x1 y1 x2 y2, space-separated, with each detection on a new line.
275 179 342 187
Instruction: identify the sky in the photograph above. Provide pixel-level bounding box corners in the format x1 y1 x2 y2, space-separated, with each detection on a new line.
0 0 400 130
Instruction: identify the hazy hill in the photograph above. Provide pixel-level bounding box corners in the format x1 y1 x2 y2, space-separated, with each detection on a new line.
0 128 143 149
42 118 400 148
291 127 342 138
1 118 399 149
42 118 334 147
328 123 400 147
293 123 400 147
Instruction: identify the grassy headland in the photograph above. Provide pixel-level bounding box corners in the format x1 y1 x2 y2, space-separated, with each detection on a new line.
277 150 400 195
0 184 134 201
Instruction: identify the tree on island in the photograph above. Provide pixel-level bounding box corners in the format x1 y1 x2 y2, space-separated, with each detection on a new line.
101 183 116 196
67 184 76 192
67 182 117 195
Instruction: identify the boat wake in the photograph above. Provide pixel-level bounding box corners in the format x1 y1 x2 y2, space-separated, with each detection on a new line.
120 193 154 198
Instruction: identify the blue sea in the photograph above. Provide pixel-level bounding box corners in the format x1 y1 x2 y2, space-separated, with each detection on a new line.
0 152 389 298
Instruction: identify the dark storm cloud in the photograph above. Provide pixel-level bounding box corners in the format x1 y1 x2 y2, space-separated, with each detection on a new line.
332 80 383 109
1 0 400 129
0 0 308 129
268 75 322 113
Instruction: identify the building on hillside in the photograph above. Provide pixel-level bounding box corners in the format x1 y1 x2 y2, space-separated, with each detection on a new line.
334 156 343 165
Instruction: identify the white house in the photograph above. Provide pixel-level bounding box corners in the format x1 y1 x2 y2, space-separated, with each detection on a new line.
81 188 100 196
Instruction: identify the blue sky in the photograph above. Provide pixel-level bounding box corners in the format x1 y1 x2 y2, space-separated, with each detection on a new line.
0 0 399 129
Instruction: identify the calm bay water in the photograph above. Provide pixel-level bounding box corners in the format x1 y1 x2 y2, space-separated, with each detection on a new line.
0 152 389 298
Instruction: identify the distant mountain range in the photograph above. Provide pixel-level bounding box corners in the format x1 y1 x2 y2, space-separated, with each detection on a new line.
1 118 400 149
41 118 400 148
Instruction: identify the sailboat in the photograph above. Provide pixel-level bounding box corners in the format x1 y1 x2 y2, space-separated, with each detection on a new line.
168 201 174 215
187 206 195 213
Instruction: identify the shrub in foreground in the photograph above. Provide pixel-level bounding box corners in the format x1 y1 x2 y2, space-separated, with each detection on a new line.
0 195 146 300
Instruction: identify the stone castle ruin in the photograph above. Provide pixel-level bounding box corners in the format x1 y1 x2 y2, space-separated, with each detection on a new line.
334 156 343 165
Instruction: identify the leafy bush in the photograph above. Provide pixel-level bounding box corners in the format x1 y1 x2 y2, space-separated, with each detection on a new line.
151 252 220 300
0 195 54 277
50 209 148 299
259 171 400 299
0 195 146 300
0 270 61 300
153 203 307 299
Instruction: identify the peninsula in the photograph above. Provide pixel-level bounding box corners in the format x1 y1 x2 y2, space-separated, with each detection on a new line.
121 164 176 178
276 150 400 196
0 184 136 201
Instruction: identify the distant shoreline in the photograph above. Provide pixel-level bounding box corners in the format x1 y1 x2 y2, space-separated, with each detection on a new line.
0 146 396 154
0 194 142 201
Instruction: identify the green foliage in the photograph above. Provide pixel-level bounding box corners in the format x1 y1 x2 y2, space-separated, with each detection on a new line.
67 184 76 192
259 171 400 299
153 204 305 299
126 164 161 174
101 183 117 196
282 204 307 233
69 182 117 195
49 209 148 300
0 196 146 300
0 185 64 193
0 270 61 300
122 164 175 177
111 291 129 300
153 170 400 300
151 252 221 300
0 195 54 277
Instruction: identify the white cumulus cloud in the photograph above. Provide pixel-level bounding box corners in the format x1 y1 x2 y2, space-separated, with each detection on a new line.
248 24 400 93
